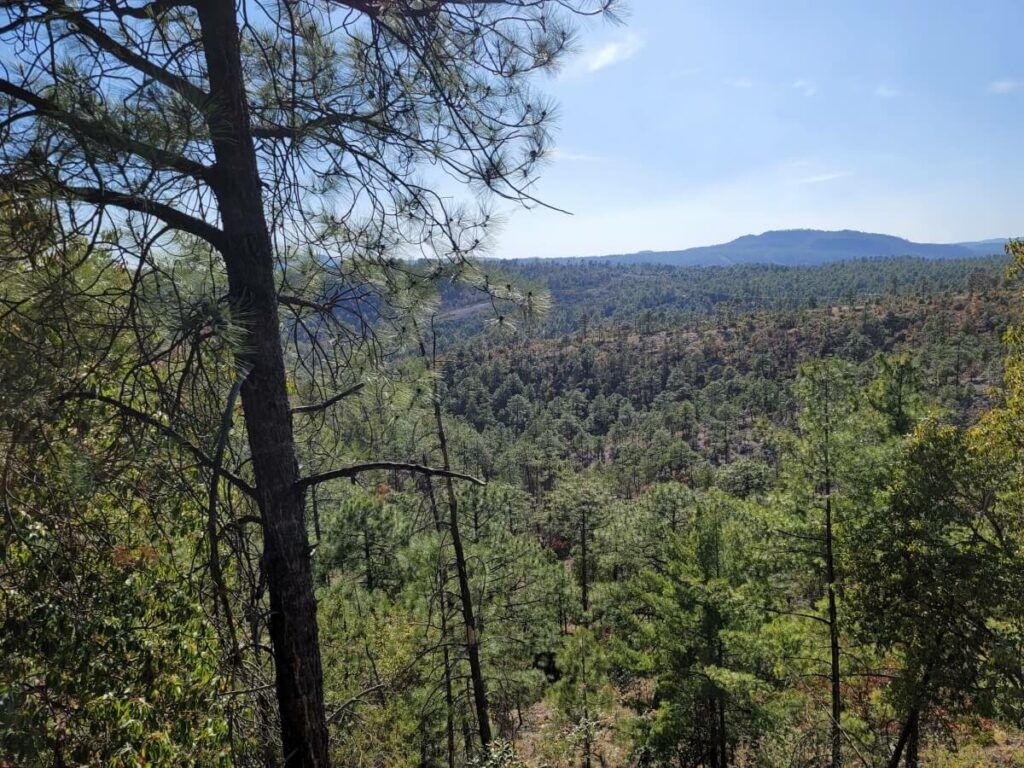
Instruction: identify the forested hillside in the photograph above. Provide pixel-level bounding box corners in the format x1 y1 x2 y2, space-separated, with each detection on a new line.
444 284 1012 492
306 253 1024 767
438 255 1010 340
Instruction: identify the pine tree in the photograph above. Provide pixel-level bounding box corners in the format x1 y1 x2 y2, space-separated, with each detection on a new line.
0 2 617 762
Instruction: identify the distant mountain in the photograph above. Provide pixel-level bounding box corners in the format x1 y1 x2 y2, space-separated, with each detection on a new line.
956 238 1011 256
591 229 1008 267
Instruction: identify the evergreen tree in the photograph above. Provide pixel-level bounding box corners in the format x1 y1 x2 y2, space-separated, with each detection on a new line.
0 1 616 762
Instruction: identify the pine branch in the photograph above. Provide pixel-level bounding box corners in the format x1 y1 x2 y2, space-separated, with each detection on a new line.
298 461 484 489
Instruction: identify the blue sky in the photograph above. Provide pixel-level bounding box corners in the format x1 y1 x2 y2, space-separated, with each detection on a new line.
491 0 1024 258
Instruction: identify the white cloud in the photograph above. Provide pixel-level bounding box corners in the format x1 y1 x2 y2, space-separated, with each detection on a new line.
791 79 818 97
875 84 899 99
793 171 853 185
988 78 1021 94
574 32 644 76
726 77 754 89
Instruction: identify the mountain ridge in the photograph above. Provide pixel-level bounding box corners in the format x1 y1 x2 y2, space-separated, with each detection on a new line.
576 229 1009 267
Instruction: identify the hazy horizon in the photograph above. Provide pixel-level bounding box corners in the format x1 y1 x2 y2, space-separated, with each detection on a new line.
482 227 1013 261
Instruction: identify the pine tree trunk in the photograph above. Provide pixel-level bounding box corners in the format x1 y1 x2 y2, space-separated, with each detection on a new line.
430 384 492 749
706 699 719 768
425 476 458 768
197 2 328 764
418 330 492 750
718 694 728 768
905 714 919 768
363 523 374 591
581 505 590 613
825 490 842 768
886 708 919 768
887 664 933 768
821 389 842 768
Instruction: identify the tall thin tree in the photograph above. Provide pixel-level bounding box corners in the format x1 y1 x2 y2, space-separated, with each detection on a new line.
0 0 617 764
794 360 857 768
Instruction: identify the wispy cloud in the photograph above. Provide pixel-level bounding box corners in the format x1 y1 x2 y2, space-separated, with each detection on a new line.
988 78 1021 94
875 84 900 99
791 79 818 97
574 32 644 76
549 148 604 163
726 77 754 89
793 171 853 185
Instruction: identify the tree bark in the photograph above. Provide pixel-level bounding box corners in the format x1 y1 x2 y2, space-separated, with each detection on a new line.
196 1 328 764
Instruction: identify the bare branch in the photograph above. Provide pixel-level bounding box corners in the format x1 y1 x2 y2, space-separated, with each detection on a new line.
298 461 485 489
331 0 596 18
109 0 193 20
291 383 365 415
